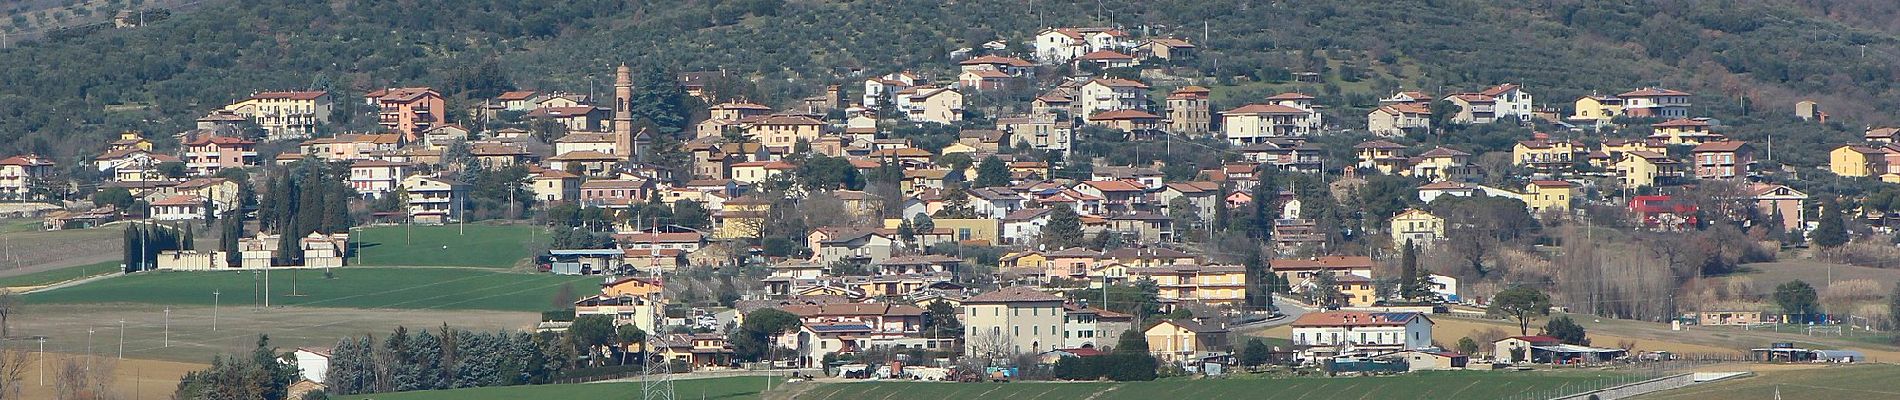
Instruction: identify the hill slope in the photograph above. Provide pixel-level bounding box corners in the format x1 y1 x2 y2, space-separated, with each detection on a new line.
0 0 1896 164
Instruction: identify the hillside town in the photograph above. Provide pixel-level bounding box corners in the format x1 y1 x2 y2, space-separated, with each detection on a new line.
2 17 1896 400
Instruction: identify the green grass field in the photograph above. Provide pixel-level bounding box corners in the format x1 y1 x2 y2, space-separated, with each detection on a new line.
1635 364 1900 400
794 370 1627 400
0 260 117 288
25 267 598 312
339 376 781 400
351 224 546 268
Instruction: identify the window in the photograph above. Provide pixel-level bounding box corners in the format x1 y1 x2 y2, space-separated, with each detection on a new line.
1014 326 1020 336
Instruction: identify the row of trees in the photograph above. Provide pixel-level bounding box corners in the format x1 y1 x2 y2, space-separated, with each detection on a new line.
322 325 599 395
1050 330 1157 381
256 160 354 265
123 222 191 273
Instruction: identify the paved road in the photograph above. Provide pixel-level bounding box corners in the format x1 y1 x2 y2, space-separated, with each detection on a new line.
1230 294 1316 332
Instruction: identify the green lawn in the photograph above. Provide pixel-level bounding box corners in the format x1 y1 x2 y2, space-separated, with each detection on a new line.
25 267 597 312
1635 364 1900 400
795 370 1629 400
339 376 781 400
0 260 118 288
351 224 547 268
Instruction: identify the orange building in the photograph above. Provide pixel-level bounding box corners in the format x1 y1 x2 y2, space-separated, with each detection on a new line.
365 87 446 143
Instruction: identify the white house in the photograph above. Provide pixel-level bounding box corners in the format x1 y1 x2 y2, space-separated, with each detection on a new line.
150 195 207 221
292 347 332 384
1033 27 1130 63
1289 311 1434 360
401 175 466 224
861 72 920 109
1000 208 1052 245
1078 78 1150 116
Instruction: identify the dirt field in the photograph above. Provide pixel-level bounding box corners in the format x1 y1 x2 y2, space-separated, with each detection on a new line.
0 223 124 279
1730 260 1900 293
11 303 545 363
12 352 206 400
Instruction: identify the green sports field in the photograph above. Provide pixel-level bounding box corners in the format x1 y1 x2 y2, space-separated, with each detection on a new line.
24 267 598 312
794 370 1626 400
350 224 547 268
340 370 1624 400
1634 364 1900 400
0 260 117 288
339 376 782 400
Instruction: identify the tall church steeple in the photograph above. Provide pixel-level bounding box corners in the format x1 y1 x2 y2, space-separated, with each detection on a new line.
613 64 636 162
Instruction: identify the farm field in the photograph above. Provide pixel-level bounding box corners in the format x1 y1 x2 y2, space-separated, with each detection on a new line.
24 267 597 312
12 303 541 363
11 352 207 400
792 370 1627 400
1634 364 1900 399
350 224 547 268
0 259 116 289
338 376 783 400
0 223 123 275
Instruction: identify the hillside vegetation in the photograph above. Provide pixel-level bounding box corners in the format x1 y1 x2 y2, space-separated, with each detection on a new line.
0 0 1897 165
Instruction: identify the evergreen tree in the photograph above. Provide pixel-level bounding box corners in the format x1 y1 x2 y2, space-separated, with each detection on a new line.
1542 316 1589 345
1813 198 1849 248
1042 204 1085 248
1250 166 1280 240
973 155 1010 187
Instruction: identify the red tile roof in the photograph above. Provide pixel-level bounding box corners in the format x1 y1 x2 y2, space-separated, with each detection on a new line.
1088 109 1161 121
1292 311 1428 327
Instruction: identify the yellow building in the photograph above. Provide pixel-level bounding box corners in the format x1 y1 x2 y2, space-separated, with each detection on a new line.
1407 147 1473 182
1335 274 1378 307
999 251 1048 274
883 217 999 244
1389 208 1445 250
602 276 664 298
742 115 826 148
1126 264 1247 306
1648 118 1725 145
1144 319 1230 364
1353 140 1409 175
713 197 772 239
1615 151 1683 189
223 91 333 140
1830 145 1888 177
1511 140 1582 175
939 142 979 156
109 131 154 152
1522 180 1577 216
1569 95 1623 121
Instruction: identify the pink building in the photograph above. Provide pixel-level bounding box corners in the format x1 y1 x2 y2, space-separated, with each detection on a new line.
183 136 258 176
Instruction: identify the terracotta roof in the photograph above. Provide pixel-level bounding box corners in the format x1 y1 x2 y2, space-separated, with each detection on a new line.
1417 181 1474 190
1618 87 1691 97
548 150 620 161
496 91 537 101
1270 256 1375 270
525 106 602 118
1081 180 1144 192
779 303 925 317
1077 50 1135 61
1691 141 1749 152
1222 103 1308 115
151 194 205 206
752 115 825 126
1292 311 1428 327
1376 103 1431 115
1088 78 1150 89
959 55 1034 67
1417 146 1470 158
966 286 1064 303
1088 109 1161 121
1478 83 1521 97
1147 37 1194 48
1866 128 1900 139
370 87 438 102
1168 86 1211 99
1447 93 1496 103
965 69 1012 79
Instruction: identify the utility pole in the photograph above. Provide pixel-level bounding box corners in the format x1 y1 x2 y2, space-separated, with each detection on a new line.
212 290 220 331
118 320 125 359
164 308 171 347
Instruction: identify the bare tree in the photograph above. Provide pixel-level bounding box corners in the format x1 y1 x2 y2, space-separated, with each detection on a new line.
0 346 25 400
53 357 84 400
0 290 17 338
